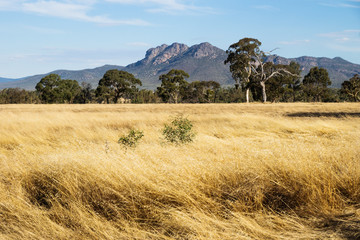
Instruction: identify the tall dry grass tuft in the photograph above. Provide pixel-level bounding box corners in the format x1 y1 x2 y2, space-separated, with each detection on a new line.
1 103 360 239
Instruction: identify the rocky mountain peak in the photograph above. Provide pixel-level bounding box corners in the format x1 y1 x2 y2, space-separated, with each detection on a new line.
143 43 189 65
187 42 221 59
265 55 291 65
144 44 168 64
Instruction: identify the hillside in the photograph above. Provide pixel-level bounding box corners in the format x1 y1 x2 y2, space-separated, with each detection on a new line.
0 65 124 90
0 77 18 83
0 42 359 90
125 42 233 88
266 55 360 87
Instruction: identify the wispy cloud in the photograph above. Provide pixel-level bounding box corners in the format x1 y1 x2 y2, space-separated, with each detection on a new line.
319 29 360 42
126 42 151 47
253 5 280 11
0 0 23 10
105 0 216 15
326 44 360 52
24 25 65 34
0 0 150 26
319 29 360 54
279 39 310 45
320 0 360 8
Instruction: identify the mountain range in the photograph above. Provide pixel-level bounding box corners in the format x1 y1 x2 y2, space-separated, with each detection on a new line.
0 42 359 90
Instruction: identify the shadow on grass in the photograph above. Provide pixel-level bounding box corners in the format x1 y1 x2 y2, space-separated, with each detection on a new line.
286 112 360 118
318 213 360 240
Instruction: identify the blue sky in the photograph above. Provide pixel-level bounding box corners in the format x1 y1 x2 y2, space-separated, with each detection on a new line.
0 0 359 78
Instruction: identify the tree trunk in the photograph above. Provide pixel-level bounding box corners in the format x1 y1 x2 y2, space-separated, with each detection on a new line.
245 88 250 103
260 81 267 103
173 93 178 104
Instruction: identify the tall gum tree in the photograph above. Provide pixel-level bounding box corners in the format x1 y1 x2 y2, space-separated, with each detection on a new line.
302 67 331 102
252 60 299 103
225 38 262 103
226 38 300 103
157 69 189 104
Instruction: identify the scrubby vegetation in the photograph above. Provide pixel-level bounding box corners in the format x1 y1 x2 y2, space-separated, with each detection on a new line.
1 103 360 239
162 115 196 145
118 129 144 149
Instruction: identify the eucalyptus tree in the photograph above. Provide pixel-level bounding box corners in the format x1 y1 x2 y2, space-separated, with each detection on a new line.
340 74 360 102
252 60 299 103
225 38 299 103
265 62 302 102
225 38 262 103
302 67 331 102
35 74 62 103
35 74 82 103
184 80 220 103
56 79 82 103
157 69 189 104
96 69 142 103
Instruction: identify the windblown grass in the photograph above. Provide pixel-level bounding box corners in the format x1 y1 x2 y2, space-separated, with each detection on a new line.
1 103 360 239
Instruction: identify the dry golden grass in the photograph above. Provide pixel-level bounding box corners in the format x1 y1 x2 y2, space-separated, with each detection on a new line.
1 103 360 239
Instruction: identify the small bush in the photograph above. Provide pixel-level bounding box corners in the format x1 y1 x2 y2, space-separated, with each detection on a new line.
162 115 195 145
118 129 144 148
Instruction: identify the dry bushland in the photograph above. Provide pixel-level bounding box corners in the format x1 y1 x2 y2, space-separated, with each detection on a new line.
1 103 360 239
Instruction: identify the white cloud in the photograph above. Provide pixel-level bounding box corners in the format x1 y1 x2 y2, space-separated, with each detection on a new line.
319 29 360 55
253 5 280 11
327 44 360 52
279 39 310 45
126 42 151 47
0 0 23 10
106 0 185 9
24 25 65 34
320 0 360 8
105 0 215 14
0 0 150 26
319 29 360 42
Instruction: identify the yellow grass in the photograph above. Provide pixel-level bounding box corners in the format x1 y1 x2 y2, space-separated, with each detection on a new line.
1 103 360 239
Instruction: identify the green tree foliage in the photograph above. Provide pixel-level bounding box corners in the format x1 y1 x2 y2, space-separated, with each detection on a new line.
133 89 160 103
0 88 39 104
215 87 246 103
56 79 82 103
35 74 82 103
77 82 94 104
340 74 360 102
96 70 142 104
157 69 189 104
35 74 62 103
184 80 220 103
118 129 144 149
162 115 195 145
225 38 299 103
266 62 302 102
95 84 112 104
302 67 332 102
224 38 262 102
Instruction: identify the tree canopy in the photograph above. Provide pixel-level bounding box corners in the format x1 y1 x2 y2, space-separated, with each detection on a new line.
35 74 82 103
96 69 142 104
224 38 262 102
341 74 360 102
225 38 300 103
302 67 331 102
157 69 190 104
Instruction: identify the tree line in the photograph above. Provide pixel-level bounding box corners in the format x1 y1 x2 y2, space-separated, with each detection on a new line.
1 38 359 104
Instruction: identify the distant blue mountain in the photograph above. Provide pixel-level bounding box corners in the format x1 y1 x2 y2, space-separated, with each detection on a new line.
0 77 19 83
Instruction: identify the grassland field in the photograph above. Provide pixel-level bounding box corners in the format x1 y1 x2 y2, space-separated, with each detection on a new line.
0 103 360 239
